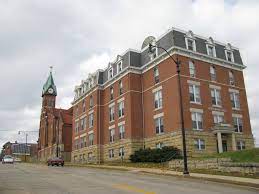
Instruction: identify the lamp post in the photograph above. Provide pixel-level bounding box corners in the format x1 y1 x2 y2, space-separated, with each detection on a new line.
148 43 189 175
18 130 38 162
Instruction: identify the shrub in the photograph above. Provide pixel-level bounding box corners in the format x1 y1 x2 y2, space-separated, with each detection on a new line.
130 146 182 163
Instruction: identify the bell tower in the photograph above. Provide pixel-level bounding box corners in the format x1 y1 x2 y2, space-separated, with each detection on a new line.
41 66 57 109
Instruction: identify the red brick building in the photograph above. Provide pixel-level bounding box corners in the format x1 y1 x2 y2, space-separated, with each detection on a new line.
71 27 254 163
38 70 73 162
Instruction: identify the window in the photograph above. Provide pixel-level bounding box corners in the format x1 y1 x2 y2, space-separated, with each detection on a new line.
189 61 196 77
108 67 113 79
75 122 79 133
156 142 164 149
117 61 122 73
119 124 125 139
154 67 159 83
110 87 114 100
211 88 221 106
119 147 125 157
89 113 94 128
189 85 201 103
194 139 205 150
229 71 235 85
80 118 85 131
225 50 233 62
88 152 93 161
118 101 124 118
210 66 216 81
191 112 203 130
237 141 245 150
82 101 86 112
109 149 114 158
89 95 93 108
155 117 164 134
109 105 115 122
119 80 123 95
89 134 94 146
75 106 79 117
207 45 216 57
154 90 163 109
80 137 84 148
83 136 87 147
74 139 78 150
83 117 87 130
186 39 195 51
230 92 240 109
213 114 224 124
109 128 115 143
233 117 243 133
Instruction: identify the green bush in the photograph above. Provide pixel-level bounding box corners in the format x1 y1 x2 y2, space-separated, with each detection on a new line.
130 146 182 163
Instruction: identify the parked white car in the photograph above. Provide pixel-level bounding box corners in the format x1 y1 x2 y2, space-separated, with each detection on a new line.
2 155 14 164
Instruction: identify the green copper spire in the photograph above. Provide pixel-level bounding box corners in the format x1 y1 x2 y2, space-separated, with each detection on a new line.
42 66 57 96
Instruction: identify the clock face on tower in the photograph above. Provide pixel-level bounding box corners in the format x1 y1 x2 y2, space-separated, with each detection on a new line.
48 88 54 94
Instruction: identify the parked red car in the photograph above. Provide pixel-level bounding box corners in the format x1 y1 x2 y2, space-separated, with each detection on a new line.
47 157 64 166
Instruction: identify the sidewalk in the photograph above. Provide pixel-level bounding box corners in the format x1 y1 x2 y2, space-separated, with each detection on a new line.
65 163 259 188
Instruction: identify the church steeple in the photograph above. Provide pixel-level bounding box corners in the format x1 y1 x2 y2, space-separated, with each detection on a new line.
42 67 57 108
42 66 57 97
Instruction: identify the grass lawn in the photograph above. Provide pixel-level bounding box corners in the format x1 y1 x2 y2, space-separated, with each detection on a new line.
200 148 259 163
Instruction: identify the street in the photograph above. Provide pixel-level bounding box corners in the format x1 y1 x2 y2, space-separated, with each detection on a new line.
0 163 257 194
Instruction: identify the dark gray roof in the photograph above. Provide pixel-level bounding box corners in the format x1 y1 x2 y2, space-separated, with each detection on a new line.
97 28 244 86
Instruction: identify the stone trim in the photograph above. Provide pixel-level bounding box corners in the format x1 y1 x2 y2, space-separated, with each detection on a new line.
117 97 125 103
88 130 94 134
80 133 87 137
209 84 221 90
118 121 125 126
229 88 239 93
153 112 164 119
190 108 203 113
212 111 224 116
74 136 79 140
109 124 115 129
187 80 200 86
152 85 162 93
232 113 242 118
88 110 94 115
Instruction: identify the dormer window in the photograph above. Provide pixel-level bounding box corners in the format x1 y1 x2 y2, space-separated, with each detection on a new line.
226 51 234 62
108 67 113 80
225 43 234 62
185 30 196 51
207 45 216 57
117 61 122 73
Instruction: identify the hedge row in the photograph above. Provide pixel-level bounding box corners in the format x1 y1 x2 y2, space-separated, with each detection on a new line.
129 146 182 163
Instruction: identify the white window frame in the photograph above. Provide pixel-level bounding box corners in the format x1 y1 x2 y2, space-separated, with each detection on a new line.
154 90 163 109
237 141 245 150
118 101 124 118
189 61 196 77
154 66 159 83
206 44 216 57
109 105 115 122
119 147 125 157
230 92 240 109
156 142 164 149
225 50 234 62
229 71 235 85
119 124 125 139
194 139 205 150
189 84 201 104
210 66 216 81
191 112 203 130
109 128 115 143
89 95 93 108
185 38 196 51
110 86 114 100
89 113 94 128
119 80 123 95
108 67 113 80
109 149 114 158
117 61 122 73
211 88 221 107
155 116 164 134
213 114 224 124
233 117 243 133
88 133 94 146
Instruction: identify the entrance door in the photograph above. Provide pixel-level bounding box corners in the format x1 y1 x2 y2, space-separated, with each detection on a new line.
222 140 228 152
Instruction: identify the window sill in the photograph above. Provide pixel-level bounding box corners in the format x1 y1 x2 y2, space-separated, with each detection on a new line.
109 120 115 124
190 102 202 105
232 108 241 111
154 107 162 111
118 116 125 119
212 105 222 108
156 132 165 136
192 129 203 131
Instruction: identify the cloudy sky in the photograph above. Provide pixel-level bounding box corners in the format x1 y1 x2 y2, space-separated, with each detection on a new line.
0 0 258 148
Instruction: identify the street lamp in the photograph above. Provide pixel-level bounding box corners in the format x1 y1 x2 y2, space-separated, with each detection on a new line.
18 130 38 162
149 43 189 175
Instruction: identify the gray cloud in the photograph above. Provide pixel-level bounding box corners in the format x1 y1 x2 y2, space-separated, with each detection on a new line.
0 0 258 147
